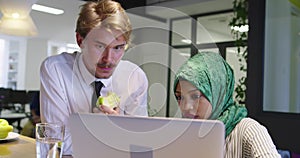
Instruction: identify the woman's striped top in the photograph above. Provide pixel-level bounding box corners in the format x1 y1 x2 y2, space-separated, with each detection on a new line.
224 117 281 158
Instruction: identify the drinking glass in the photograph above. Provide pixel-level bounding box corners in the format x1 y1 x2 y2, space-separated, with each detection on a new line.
35 123 65 158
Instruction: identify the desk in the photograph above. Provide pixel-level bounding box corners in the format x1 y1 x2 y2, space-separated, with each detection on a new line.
0 134 36 158
0 135 74 158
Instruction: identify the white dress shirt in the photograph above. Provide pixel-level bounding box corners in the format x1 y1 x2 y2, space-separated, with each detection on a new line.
40 52 148 155
225 117 281 158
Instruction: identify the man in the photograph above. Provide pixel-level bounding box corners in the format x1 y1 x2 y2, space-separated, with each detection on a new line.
40 0 148 156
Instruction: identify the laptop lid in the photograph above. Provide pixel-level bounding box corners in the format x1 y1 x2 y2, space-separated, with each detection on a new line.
69 113 225 158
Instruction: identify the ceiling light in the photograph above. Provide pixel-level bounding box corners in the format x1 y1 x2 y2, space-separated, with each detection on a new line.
0 0 38 36
231 25 249 32
32 4 64 15
0 15 37 36
179 52 190 57
12 13 20 18
181 39 192 44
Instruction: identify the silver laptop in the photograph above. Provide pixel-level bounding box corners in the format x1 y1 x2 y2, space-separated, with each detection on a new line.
69 113 224 158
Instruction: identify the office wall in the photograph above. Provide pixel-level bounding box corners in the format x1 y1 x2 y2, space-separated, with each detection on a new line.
24 38 48 90
125 14 170 116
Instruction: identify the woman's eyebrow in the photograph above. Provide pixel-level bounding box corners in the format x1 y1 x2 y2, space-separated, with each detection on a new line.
189 89 199 93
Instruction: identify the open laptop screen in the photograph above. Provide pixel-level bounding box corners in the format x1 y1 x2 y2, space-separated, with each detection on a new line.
69 113 224 158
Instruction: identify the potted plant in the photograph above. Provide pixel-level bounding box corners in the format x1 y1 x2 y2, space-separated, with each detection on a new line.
229 0 248 105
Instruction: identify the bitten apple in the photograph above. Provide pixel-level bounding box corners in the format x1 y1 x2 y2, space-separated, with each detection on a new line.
96 92 120 109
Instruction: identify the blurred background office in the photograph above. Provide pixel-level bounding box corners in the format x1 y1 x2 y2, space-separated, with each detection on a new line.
0 0 299 156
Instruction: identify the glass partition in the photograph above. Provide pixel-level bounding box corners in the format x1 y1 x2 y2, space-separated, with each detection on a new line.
197 12 234 44
263 0 300 113
171 18 192 46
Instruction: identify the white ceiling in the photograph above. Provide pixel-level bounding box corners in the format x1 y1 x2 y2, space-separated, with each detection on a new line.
28 0 85 43
9 0 234 44
145 0 233 18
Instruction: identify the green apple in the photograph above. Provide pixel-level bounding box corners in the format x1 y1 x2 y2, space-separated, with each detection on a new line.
96 92 120 109
0 119 13 139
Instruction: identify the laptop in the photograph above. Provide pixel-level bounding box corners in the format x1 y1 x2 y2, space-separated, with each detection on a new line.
68 113 225 158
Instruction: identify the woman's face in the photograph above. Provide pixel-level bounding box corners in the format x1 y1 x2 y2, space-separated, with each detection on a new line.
175 80 212 119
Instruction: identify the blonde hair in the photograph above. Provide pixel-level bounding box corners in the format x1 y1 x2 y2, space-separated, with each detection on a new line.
75 0 132 44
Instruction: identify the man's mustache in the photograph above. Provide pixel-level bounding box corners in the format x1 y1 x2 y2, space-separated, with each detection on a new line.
97 63 115 68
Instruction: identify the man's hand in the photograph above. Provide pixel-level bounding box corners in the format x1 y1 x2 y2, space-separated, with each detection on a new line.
93 105 119 115
96 92 120 109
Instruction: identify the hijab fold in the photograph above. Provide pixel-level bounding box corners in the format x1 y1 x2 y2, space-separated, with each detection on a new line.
174 52 247 137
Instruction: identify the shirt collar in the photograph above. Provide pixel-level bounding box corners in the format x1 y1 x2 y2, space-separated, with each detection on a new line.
95 78 111 88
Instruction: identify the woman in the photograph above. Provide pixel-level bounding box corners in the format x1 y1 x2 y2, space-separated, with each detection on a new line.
173 51 281 157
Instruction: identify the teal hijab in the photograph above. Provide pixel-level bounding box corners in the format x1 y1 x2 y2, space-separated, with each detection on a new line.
174 52 247 137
